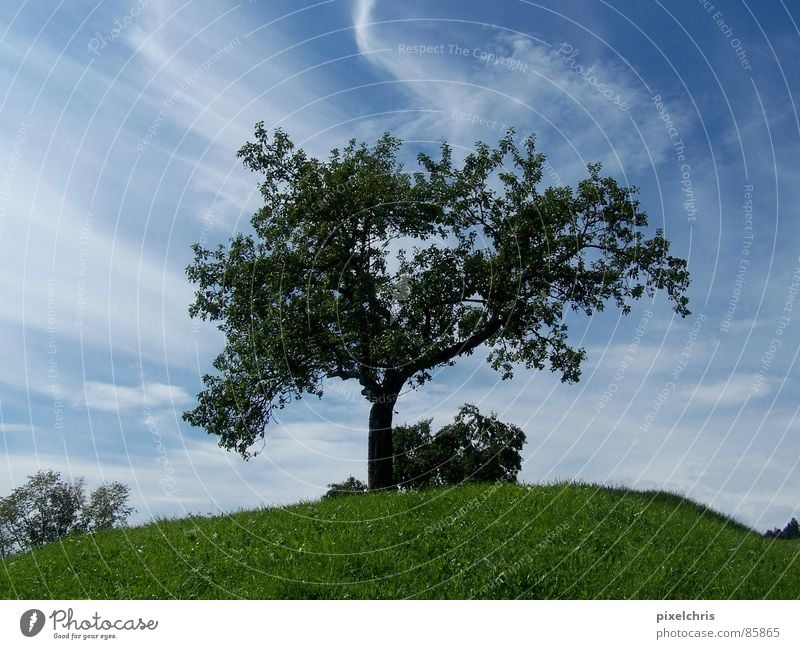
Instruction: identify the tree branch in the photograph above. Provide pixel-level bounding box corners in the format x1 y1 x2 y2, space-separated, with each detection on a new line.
408 314 503 376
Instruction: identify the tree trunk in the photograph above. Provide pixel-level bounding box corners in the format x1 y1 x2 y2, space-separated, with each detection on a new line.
367 398 395 490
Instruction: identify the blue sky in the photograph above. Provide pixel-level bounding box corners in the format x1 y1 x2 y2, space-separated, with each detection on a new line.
0 0 798 530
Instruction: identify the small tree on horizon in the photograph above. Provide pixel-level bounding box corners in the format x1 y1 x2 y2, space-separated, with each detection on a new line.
183 124 690 490
0 470 134 555
323 476 368 499
764 517 800 540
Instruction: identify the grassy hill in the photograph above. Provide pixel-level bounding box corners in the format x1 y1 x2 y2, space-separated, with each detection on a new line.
1 482 797 599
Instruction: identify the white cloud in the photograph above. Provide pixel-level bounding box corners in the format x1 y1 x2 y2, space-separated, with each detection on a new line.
83 381 192 412
0 423 37 434
677 375 768 406
353 0 378 54
349 0 686 183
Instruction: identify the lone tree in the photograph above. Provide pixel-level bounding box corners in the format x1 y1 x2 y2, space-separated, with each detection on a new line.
184 124 690 490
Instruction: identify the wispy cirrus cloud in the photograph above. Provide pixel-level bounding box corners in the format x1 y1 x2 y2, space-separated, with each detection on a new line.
350 0 692 181
82 381 192 413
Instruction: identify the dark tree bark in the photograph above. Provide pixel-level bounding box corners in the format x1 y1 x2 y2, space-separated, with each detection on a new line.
367 398 395 490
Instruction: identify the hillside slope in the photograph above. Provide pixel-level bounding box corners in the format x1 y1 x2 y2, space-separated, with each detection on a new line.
1 483 797 599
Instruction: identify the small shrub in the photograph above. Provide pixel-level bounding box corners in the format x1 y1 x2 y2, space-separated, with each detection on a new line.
764 517 800 540
323 476 367 499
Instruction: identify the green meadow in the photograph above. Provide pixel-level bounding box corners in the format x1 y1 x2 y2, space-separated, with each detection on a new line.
2 483 797 599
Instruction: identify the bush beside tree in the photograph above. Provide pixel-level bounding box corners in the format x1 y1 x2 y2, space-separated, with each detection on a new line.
394 404 525 488
327 404 525 496
323 476 368 499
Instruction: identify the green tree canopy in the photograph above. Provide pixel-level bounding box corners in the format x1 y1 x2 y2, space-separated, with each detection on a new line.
184 124 690 489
